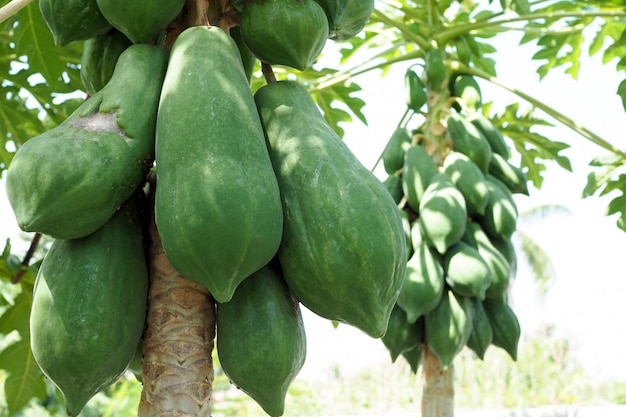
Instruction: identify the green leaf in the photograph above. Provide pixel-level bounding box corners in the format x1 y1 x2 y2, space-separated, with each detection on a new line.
617 78 626 111
310 82 367 137
490 103 571 189
0 285 32 338
0 339 47 415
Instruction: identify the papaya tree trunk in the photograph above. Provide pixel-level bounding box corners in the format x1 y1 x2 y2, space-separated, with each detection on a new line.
138 208 215 416
421 344 455 417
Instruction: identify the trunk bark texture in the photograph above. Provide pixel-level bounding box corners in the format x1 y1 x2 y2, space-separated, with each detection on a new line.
138 213 215 416
421 344 455 417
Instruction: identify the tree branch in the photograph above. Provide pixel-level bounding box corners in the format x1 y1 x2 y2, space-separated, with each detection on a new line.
0 0 34 24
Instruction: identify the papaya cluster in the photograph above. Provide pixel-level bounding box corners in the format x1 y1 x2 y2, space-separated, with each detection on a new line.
380 67 523 372
5 1 407 417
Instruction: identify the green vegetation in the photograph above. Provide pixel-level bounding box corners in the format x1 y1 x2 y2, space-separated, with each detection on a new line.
1 327 622 416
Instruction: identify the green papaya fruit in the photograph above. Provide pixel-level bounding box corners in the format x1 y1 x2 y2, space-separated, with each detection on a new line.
30 195 149 417
382 304 422 362
442 151 489 216
446 112 492 174
450 73 482 112
477 177 518 241
39 0 112 46
314 0 374 41
96 0 185 44
405 68 427 112
488 153 529 195
425 289 473 370
230 25 258 82
443 241 491 300
454 36 472 65
466 297 493 360
483 298 521 361
382 174 404 204
491 235 517 272
217 265 306 417
426 47 446 89
155 26 283 304
418 174 468 254
7 45 167 239
80 30 132 96
254 80 406 338
400 210 413 260
396 222 445 323
241 0 329 70
383 127 413 175
401 334 423 374
462 222 511 301
402 144 438 213
470 115 510 158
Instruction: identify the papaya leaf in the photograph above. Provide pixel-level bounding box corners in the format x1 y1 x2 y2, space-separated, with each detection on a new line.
490 103 571 189
0 285 32 338
582 152 625 197
0 339 46 415
310 82 367 138
617 78 626 111
8 1 83 90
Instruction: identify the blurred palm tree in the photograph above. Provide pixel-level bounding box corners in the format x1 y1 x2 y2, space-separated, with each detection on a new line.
512 203 572 295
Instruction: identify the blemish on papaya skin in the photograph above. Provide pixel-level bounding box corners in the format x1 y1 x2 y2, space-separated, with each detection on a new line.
72 110 131 142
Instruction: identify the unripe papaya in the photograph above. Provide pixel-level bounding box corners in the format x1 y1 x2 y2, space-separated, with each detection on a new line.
382 174 404 204
314 0 375 41
483 298 521 361
241 0 329 70
462 221 511 301
454 36 472 65
39 0 112 46
254 80 406 338
447 112 492 174
7 45 167 239
383 127 413 175
478 177 518 242
155 26 283 303
443 241 492 300
425 289 473 370
488 153 529 195
400 210 412 260
230 26 257 83
466 297 493 360
30 195 148 417
217 265 306 417
426 47 446 89
402 144 438 213
418 174 468 254
405 68 427 112
442 151 489 216
397 222 444 323
96 0 185 44
401 336 423 374
382 304 422 362
80 30 132 96
470 115 510 158
450 74 482 112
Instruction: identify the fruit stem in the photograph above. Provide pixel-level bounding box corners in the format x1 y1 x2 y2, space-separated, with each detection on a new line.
138 194 216 416
11 232 41 284
262 63 277 84
421 344 455 417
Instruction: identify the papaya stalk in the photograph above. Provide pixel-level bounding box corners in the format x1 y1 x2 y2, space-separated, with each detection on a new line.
138 190 215 416
421 345 455 417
